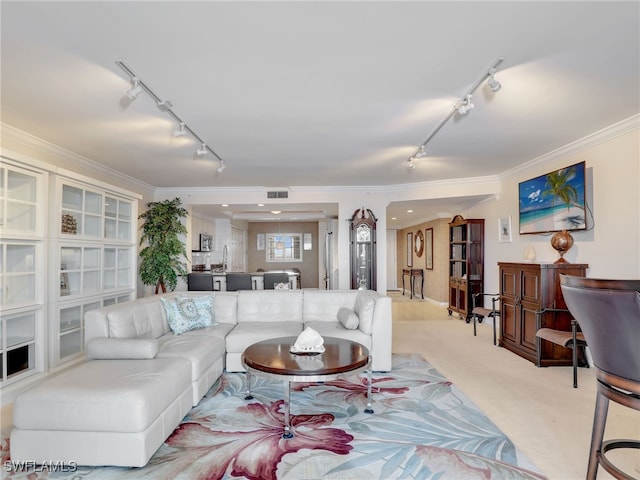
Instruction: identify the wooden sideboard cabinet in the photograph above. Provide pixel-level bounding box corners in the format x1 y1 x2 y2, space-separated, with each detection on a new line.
498 262 588 366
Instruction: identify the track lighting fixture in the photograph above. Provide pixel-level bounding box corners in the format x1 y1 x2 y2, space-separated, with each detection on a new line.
156 100 173 112
414 145 427 159
487 74 501 92
405 56 505 170
173 122 186 137
115 58 226 172
126 78 143 99
196 143 208 156
457 95 474 115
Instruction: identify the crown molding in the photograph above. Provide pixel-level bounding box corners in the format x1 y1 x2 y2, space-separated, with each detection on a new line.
1 123 154 195
500 114 639 180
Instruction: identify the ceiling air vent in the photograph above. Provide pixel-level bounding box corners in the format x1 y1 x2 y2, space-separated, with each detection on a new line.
267 191 288 199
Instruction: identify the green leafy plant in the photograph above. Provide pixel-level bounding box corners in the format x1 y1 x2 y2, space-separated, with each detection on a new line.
138 197 188 293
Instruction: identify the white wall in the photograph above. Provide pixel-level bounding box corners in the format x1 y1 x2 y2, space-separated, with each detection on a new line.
464 125 639 295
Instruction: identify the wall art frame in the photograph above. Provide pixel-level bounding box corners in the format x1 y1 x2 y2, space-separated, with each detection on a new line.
199 233 213 252
425 228 434 270
498 215 513 243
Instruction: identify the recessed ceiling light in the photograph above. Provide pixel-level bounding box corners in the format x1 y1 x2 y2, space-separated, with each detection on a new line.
391 217 397 220
257 203 264 207
221 204 229 207
271 210 282 215
407 209 414 213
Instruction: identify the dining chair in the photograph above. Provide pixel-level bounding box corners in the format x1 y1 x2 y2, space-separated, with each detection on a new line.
225 273 253 291
535 307 588 388
187 273 215 291
471 292 500 345
263 272 291 290
560 274 640 480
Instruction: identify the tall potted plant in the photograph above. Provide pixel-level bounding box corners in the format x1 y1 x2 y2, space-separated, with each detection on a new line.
138 197 189 293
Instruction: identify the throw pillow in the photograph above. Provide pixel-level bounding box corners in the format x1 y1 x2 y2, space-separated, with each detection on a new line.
337 307 359 330
354 291 376 334
161 295 215 335
274 282 290 290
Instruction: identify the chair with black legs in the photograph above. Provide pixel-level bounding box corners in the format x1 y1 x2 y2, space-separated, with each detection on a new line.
471 293 500 345
560 274 640 480
535 307 588 388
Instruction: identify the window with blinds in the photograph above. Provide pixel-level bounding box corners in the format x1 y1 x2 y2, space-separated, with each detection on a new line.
266 233 302 262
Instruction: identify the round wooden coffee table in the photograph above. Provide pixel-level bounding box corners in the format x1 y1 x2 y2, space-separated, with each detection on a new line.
242 336 373 438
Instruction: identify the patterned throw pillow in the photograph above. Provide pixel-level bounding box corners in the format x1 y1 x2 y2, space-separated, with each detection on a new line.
161 295 215 335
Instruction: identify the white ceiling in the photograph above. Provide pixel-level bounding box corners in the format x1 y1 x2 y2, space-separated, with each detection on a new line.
2 1 639 224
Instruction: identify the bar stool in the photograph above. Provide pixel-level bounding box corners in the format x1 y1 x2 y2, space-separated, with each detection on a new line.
560 274 640 480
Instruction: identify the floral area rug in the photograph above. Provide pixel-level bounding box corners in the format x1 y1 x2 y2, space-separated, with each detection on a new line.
1 354 547 480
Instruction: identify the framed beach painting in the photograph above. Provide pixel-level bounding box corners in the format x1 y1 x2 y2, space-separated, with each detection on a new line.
518 161 587 234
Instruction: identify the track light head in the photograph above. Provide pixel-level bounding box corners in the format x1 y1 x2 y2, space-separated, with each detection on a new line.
487 74 501 92
173 122 186 137
407 158 416 170
157 100 173 112
196 143 208 156
414 145 427 159
126 78 143 99
217 160 226 173
457 94 474 115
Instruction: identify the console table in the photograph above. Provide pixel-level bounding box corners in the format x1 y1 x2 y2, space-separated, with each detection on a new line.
402 268 424 299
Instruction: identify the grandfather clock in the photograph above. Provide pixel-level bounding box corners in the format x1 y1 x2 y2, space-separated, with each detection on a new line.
349 207 377 290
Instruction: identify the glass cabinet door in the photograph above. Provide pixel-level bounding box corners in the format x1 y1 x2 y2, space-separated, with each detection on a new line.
59 246 102 297
1 167 38 233
58 300 100 362
104 196 133 241
103 247 133 290
61 184 103 237
0 243 37 307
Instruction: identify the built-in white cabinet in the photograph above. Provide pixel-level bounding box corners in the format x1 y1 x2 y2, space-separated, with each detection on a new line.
0 159 46 385
1 154 139 393
51 178 138 366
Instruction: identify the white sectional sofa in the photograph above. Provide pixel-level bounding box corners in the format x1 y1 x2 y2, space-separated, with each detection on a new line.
10 289 391 468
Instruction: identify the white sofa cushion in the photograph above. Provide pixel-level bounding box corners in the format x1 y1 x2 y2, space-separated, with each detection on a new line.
86 338 159 359
13 358 192 433
237 290 303 323
157 334 225 381
337 308 359 329
213 292 239 325
225 322 303 353
107 299 168 339
354 290 376 334
302 290 359 323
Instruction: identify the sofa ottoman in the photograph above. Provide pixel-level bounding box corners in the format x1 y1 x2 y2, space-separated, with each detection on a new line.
10 358 193 467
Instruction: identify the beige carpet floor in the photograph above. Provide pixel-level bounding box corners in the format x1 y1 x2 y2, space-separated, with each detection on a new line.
389 291 640 480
